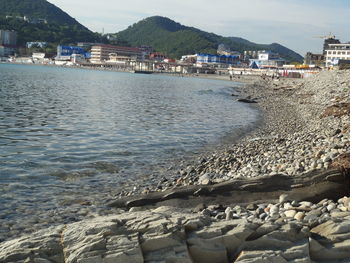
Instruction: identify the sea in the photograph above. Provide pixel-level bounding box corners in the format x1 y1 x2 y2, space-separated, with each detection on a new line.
0 63 258 240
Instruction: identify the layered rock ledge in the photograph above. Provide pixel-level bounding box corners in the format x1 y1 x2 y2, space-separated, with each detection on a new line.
2 198 350 263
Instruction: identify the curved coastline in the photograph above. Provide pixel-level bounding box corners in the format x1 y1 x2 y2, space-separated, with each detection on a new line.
2 70 350 262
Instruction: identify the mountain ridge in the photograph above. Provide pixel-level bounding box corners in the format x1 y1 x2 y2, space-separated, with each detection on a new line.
0 2 303 62
115 16 303 62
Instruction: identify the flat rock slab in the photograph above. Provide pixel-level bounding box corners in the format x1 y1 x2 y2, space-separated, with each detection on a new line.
108 169 350 209
2 205 350 263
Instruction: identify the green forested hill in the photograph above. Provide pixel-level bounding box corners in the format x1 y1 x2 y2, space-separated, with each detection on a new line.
0 16 100 45
0 0 101 45
0 0 83 27
115 16 303 62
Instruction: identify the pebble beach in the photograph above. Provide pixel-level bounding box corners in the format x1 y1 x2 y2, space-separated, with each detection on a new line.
125 70 350 193
2 70 350 263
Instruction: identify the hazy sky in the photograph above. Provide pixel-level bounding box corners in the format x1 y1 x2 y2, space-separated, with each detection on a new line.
48 0 349 56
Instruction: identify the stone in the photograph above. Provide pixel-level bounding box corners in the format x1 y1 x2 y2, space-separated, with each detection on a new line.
246 204 258 210
201 209 211 217
0 226 65 263
331 211 350 218
269 205 279 215
235 250 288 263
198 174 212 185
187 237 228 263
34 259 54 263
77 256 102 263
294 212 305 221
225 208 233 220
279 194 289 204
327 203 337 212
284 210 297 218
299 202 313 208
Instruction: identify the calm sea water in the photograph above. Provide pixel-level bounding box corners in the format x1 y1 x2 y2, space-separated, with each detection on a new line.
0 64 258 225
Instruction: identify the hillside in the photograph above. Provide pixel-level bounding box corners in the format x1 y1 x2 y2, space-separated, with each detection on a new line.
115 16 303 62
0 0 101 45
0 0 84 28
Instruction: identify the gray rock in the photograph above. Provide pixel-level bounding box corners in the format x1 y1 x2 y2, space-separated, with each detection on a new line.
284 210 297 218
279 194 289 204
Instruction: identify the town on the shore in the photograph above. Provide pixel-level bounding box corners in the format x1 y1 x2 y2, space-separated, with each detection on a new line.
1 28 350 78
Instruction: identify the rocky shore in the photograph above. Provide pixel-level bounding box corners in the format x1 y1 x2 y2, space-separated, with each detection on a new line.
2 70 350 262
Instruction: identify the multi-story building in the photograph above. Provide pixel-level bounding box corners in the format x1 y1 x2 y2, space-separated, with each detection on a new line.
325 43 350 67
323 37 340 55
249 51 285 68
304 52 324 67
0 30 17 57
149 52 166 61
196 53 240 67
56 45 88 62
90 44 144 64
0 30 17 46
244 50 259 60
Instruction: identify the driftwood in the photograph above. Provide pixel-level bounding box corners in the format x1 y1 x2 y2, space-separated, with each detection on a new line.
108 169 350 209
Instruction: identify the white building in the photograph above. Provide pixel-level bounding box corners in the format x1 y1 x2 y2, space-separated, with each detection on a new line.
90 44 144 64
325 43 350 67
249 51 285 68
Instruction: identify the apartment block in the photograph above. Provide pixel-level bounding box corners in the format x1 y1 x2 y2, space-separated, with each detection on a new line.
325 43 350 67
0 30 17 57
90 44 144 64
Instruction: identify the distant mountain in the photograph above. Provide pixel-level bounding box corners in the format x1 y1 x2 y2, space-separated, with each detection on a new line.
0 0 101 45
115 16 303 62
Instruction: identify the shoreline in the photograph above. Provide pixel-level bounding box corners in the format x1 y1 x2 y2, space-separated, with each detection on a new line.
0 64 262 242
2 70 350 262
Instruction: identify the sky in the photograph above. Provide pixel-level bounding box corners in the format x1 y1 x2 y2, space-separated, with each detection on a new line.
48 0 350 56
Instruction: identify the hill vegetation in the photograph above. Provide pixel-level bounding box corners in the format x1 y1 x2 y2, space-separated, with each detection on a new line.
0 16 100 45
0 0 84 27
115 16 303 62
0 0 101 46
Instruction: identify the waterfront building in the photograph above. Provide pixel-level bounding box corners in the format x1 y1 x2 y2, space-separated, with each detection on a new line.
56 45 87 61
196 53 240 67
323 37 340 55
304 52 324 67
106 53 136 64
325 43 350 67
32 53 46 59
244 50 259 60
149 52 166 61
0 30 17 57
180 55 197 64
249 51 285 68
77 42 100 50
90 44 144 64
